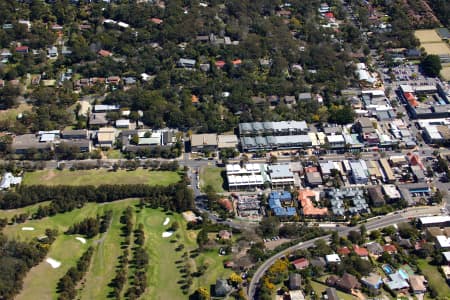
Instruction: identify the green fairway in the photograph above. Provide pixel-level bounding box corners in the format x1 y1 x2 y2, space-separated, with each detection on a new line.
1 200 231 300
22 169 180 186
200 166 225 193
417 259 450 299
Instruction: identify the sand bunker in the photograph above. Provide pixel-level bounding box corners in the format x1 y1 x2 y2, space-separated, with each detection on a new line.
162 231 173 238
46 258 61 269
21 227 35 231
163 217 170 226
76 237 87 244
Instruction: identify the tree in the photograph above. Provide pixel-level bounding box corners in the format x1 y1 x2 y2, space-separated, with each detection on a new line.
195 287 210 300
258 217 280 237
421 55 442 77
229 272 243 286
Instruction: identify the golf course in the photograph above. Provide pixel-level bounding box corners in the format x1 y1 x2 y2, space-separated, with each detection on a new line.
1 200 232 300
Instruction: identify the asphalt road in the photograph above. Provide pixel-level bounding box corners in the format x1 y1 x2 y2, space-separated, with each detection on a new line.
247 206 443 299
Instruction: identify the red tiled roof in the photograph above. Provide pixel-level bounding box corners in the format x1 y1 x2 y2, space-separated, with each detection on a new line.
98 49 112 57
292 258 309 269
218 198 233 212
232 59 242 65
338 247 351 255
15 46 29 51
150 18 163 24
215 60 226 68
353 245 369 256
298 189 328 216
383 244 397 253
325 12 335 19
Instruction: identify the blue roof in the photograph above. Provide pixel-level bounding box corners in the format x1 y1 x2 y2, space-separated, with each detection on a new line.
273 206 297 216
269 198 282 209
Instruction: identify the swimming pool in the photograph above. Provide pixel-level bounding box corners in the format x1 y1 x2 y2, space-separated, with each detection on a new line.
399 269 409 280
382 264 394 275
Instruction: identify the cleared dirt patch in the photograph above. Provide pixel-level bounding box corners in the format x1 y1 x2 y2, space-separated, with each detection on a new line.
441 65 450 81
415 29 442 43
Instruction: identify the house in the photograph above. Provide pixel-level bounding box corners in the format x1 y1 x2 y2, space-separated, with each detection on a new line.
325 254 341 264
284 96 296 105
190 133 218 152
361 273 383 289
107 76 121 85
328 273 361 293
15 46 29 53
289 273 302 290
150 18 163 25
59 140 92 152
178 58 196 68
436 235 450 250
310 257 326 268
98 49 112 57
47 46 58 59
218 230 232 240
298 92 312 102
291 257 309 270
383 244 397 254
215 279 231 297
115 119 130 129
289 290 305 300
337 247 351 256
0 172 22 190
385 272 409 290
366 242 384 256
325 287 339 300
443 252 450 265
409 275 427 294
97 127 116 148
12 134 52 154
353 245 368 257
61 129 89 140
89 113 108 128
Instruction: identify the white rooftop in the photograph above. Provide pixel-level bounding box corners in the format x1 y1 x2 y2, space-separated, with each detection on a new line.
325 254 341 263
437 235 450 248
419 215 450 225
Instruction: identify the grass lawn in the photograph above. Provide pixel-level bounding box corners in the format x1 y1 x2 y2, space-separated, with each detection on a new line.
310 281 354 300
200 166 225 193
104 148 123 159
2 200 231 300
417 259 450 299
0 103 32 121
22 169 180 186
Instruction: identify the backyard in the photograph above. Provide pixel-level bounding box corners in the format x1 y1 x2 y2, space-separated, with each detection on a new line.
22 169 180 186
416 259 450 299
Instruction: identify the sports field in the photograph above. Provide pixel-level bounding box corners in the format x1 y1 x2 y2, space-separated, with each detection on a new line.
421 42 450 56
22 169 180 186
1 201 231 300
415 29 442 43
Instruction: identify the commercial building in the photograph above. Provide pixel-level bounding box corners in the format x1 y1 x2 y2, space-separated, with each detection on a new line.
349 160 368 184
191 133 218 152
419 216 450 228
239 121 308 136
240 135 312 152
298 189 328 217
217 134 238 149
96 127 116 148
268 164 295 188
268 191 297 217
226 163 268 190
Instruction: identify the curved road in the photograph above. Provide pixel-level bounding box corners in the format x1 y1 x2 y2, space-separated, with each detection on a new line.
247 207 442 299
